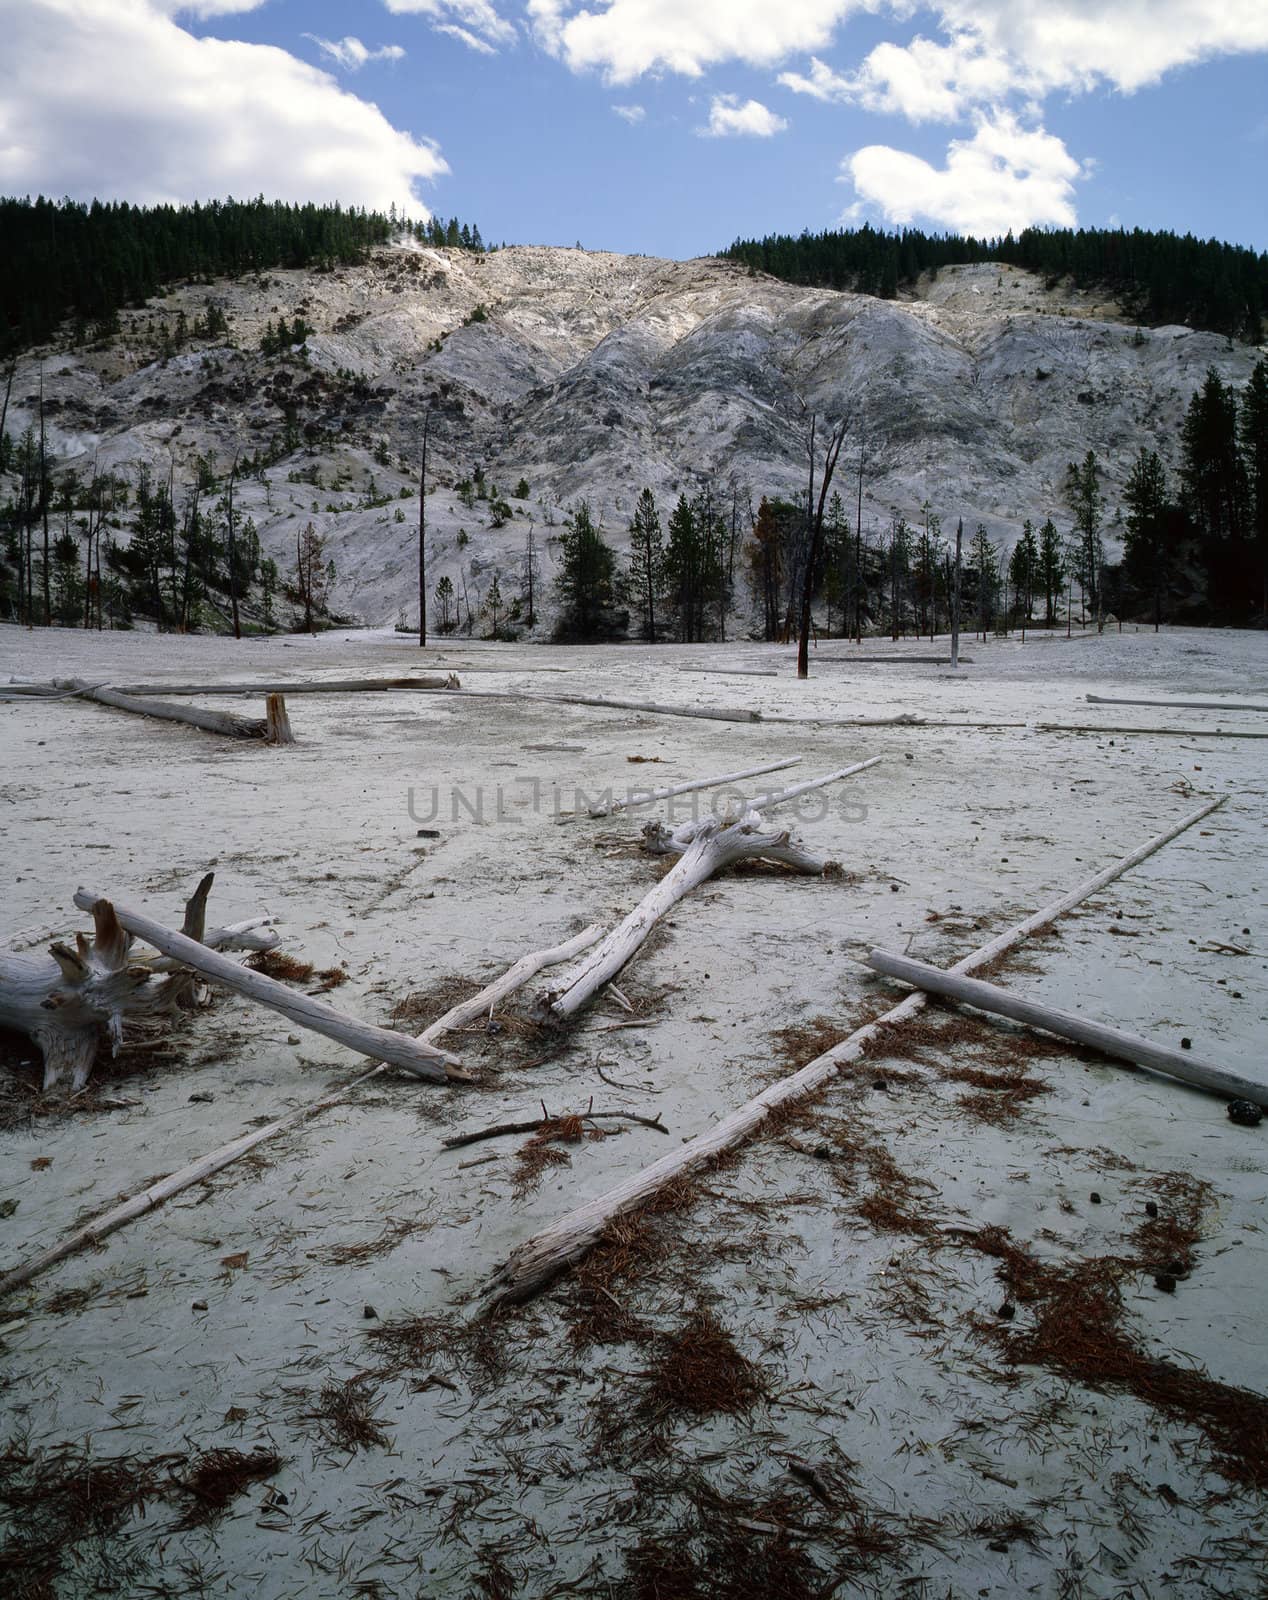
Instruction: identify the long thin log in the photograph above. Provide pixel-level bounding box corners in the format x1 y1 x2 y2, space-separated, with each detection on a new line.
413 924 603 1052
749 755 884 812
483 795 1227 1306
69 682 268 739
0 925 609 1300
680 667 779 677
451 688 762 724
0 1065 387 1300
97 676 461 697
799 655 976 666
1087 693 1268 714
72 888 462 1079
587 758 801 818
1038 722 1268 740
866 948 1265 1107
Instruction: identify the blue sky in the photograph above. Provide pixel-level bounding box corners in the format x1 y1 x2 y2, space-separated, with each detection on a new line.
4 2 1267 257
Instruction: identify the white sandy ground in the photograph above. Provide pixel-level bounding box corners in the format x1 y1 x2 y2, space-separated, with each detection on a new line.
0 622 1265 1598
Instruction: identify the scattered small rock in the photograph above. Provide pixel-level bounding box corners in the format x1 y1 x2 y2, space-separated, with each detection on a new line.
1154 1273 1178 1293
1227 1100 1262 1127
416 828 441 838
871 1077 888 1092
191 1300 208 1312
287 1035 301 1045
1089 1191 1102 1204
189 1091 215 1103
363 1305 378 1320
996 1301 1016 1320
1145 1201 1159 1218
1180 1037 1192 1050
890 884 900 893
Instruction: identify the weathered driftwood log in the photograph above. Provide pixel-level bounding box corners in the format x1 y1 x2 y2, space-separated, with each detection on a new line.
1087 693 1268 714
803 655 975 666
265 693 295 746
56 680 268 738
0 874 279 1092
443 687 762 723
72 886 463 1081
680 666 779 677
1038 722 1268 740
586 757 801 818
541 758 883 1024
865 948 1266 1107
412 924 603 1056
483 795 1227 1306
0 924 610 1301
104 675 461 697
538 815 835 1025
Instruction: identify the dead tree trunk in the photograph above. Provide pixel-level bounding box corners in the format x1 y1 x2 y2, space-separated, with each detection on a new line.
483 795 1228 1307
0 874 278 1092
265 693 295 746
866 948 1266 1107
71 887 464 1080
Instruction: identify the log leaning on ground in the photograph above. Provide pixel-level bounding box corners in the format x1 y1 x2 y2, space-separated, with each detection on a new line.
72 887 463 1080
57 680 269 739
586 757 801 818
0 923 606 1301
866 948 1267 1108
1087 693 1268 714
1038 722 1268 740
0 874 280 1092
539 758 883 1024
104 675 461 697
483 794 1228 1307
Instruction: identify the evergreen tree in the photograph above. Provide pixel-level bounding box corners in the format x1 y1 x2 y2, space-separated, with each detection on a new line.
1008 520 1039 633
1037 518 1064 627
626 487 665 641
1064 451 1105 625
1122 447 1174 629
968 525 1000 638
554 501 619 640
1238 358 1268 619
435 573 456 632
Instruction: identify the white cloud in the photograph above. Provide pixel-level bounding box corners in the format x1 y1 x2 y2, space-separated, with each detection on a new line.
434 23 498 53
527 0 863 84
843 113 1084 236
783 3 1268 127
781 39 1015 122
701 94 789 138
303 35 406 71
1 1 447 216
384 0 517 53
612 103 645 123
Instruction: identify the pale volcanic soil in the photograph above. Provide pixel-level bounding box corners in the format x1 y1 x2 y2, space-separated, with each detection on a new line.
1 621 1266 1599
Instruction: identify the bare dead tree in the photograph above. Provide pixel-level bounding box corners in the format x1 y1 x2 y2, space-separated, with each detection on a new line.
418 404 432 647
796 413 850 678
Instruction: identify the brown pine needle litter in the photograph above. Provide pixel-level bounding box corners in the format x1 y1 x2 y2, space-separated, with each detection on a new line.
637 1310 767 1422
512 1112 611 1196
171 1448 284 1528
245 949 315 982
297 1375 392 1452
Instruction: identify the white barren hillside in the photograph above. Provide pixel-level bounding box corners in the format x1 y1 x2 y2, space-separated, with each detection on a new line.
4 243 1263 624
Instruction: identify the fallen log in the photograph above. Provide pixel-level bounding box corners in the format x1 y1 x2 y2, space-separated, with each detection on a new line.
52 680 268 739
451 688 762 724
680 666 780 677
483 794 1227 1306
800 655 975 666
539 817 833 1025
1087 693 1268 714
101 675 461 697
0 875 278 1092
539 760 882 1025
586 757 801 818
865 948 1266 1108
750 755 884 812
1038 722 1268 740
72 886 463 1081
0 924 609 1300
